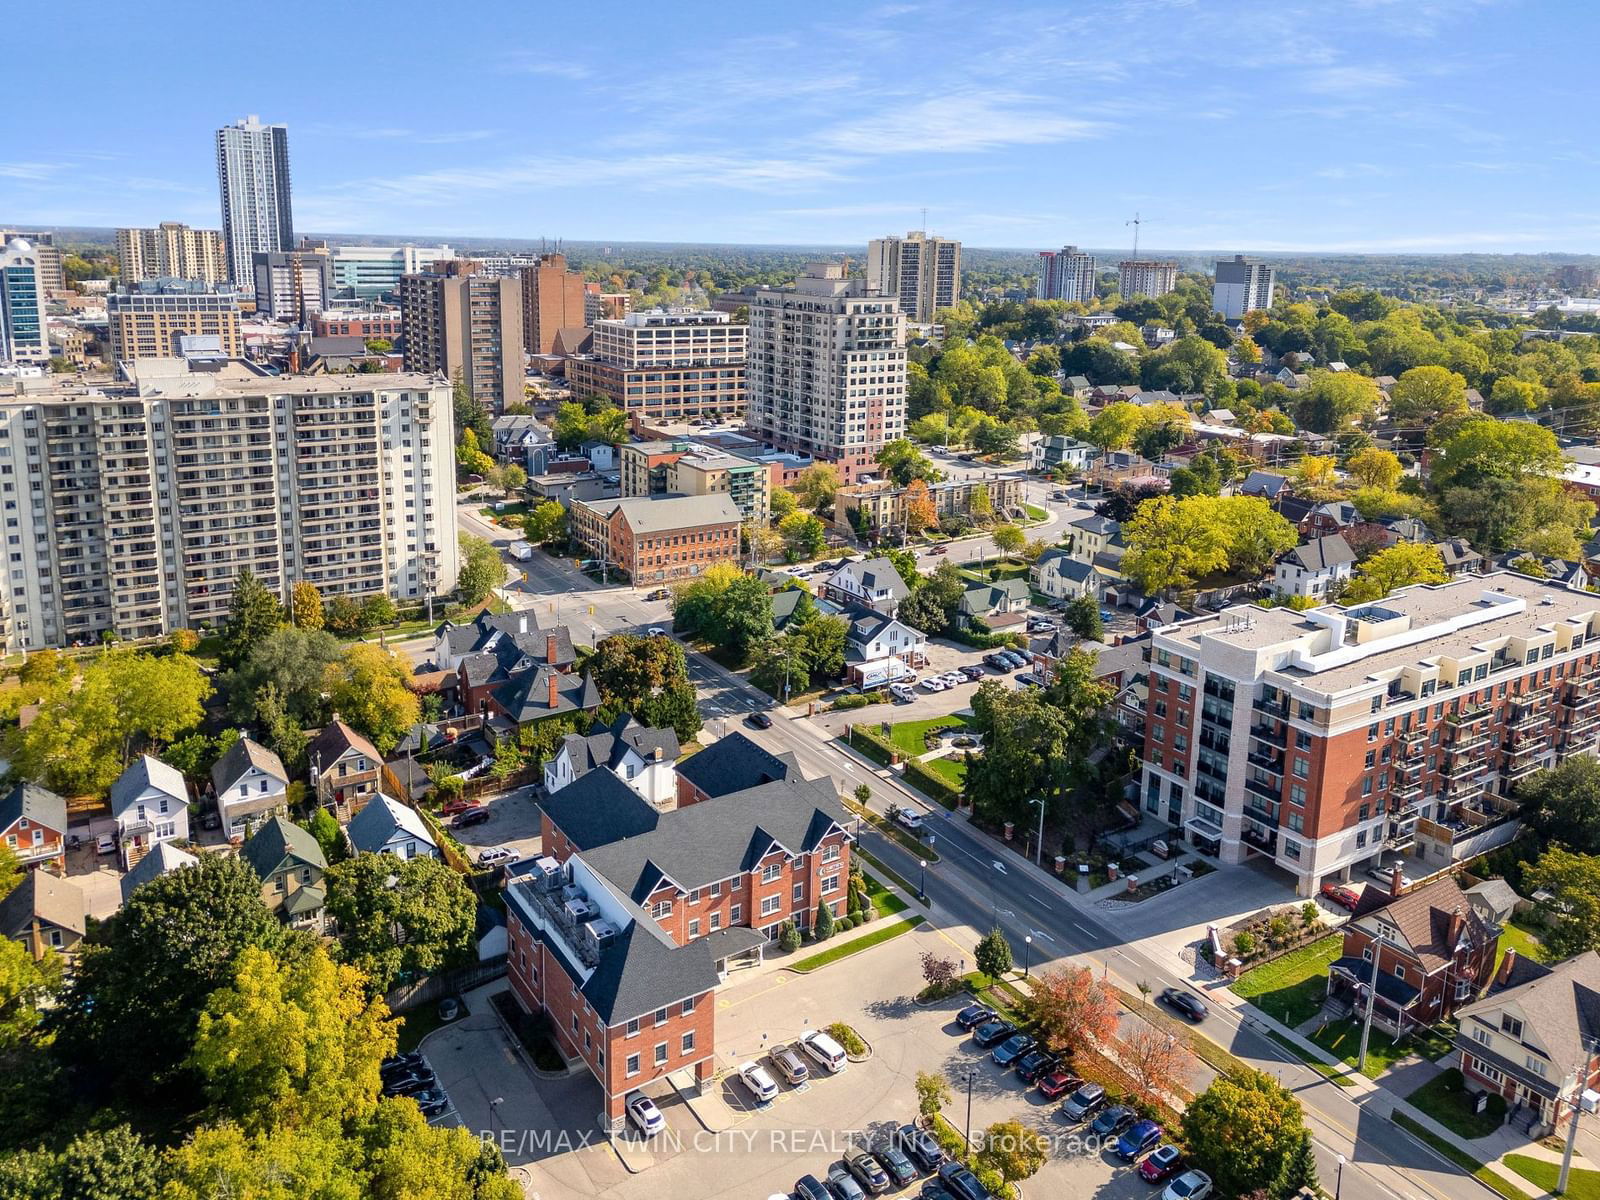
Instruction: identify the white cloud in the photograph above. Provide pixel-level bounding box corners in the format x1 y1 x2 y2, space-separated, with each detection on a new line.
816 90 1107 154
0 161 66 181
495 51 592 80
1300 64 1404 94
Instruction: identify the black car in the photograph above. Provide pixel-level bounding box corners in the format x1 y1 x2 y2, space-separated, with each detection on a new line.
412 1088 449 1117
972 1019 1015 1048
937 1161 989 1200
746 711 773 729
1014 1049 1059 1083
991 1033 1035 1068
826 1163 867 1200
383 1070 438 1096
897 1124 945 1172
1160 987 1207 1022
796 1175 832 1200
845 1149 891 1195
874 1147 918 1189
1089 1105 1136 1140
960 664 986 680
954 1003 995 1031
381 1052 426 1076
918 1185 956 1200
452 807 492 829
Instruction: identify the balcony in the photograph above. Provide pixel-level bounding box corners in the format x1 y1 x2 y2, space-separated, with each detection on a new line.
1241 825 1278 854
1254 697 1290 720
1385 826 1417 852
1503 756 1544 784
1244 775 1281 802
1247 749 1284 774
1249 722 1287 747
1398 728 1428 753
1447 704 1491 728
1561 689 1600 713
1390 775 1424 802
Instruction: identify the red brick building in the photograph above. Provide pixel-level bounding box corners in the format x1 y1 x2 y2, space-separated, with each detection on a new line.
311 310 403 339
569 494 742 585
671 731 796 808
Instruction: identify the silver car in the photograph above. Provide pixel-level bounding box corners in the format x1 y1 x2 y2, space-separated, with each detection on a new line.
771 1044 810 1085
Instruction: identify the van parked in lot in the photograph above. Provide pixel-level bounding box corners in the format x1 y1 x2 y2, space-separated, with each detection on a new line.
798 1028 847 1073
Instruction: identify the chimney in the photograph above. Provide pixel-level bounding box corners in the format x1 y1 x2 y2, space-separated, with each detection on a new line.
1390 863 1405 896
547 635 558 665
654 746 664 762
547 673 559 710
1448 906 1465 948
1498 947 1518 986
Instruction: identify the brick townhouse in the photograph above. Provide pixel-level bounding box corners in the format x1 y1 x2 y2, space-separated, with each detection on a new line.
568 493 743 585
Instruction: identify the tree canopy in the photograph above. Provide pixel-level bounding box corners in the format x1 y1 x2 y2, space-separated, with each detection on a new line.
323 857 476 997
1180 1069 1307 1200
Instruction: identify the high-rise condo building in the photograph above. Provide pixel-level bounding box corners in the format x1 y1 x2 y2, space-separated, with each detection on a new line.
565 310 746 425
329 244 456 299
215 115 294 287
1212 254 1276 319
106 280 242 363
747 263 905 482
1036 245 1097 303
1118 260 1179 299
0 362 457 651
519 253 587 356
116 224 229 286
399 261 524 410
252 249 335 323
1140 572 1600 898
0 239 48 365
866 231 961 322
0 231 63 295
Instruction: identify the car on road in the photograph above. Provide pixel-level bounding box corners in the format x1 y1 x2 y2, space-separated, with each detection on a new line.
770 1044 810 1085
1014 1049 1058 1082
412 1088 450 1117
645 626 667 637
452 807 492 829
972 1019 1015 1048
919 677 948 692
1116 1119 1163 1161
738 1061 779 1103
826 1163 867 1200
844 1149 891 1195
1037 1068 1082 1099
440 798 480 817
954 1003 995 1030
895 809 926 833
746 711 773 729
645 588 670 601
626 1093 666 1136
1321 880 1361 911
1060 1082 1106 1122
896 1124 945 1171
1162 1169 1213 1200
926 545 947 555
1159 987 1206 1022
476 846 519 867
991 1032 1035 1067
936 1161 987 1200
798 1029 848 1073
1090 1105 1136 1140
1139 1145 1184 1182
874 1146 918 1189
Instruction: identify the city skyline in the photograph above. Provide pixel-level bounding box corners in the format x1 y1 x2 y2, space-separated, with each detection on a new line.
2 0 1597 254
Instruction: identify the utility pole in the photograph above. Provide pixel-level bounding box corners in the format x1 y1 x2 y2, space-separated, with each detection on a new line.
1029 797 1045 866
1558 1037 1599 1194
1356 937 1384 1073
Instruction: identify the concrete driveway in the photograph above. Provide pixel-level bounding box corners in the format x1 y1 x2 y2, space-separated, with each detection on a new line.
447 785 544 864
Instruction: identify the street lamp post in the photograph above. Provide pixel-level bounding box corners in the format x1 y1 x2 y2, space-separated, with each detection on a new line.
919 858 928 902
964 1068 975 1149
1335 1153 1345 1200
1023 935 1033 978
489 1095 504 1146
1028 797 1045 867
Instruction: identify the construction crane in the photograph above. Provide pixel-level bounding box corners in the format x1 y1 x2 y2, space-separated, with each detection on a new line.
1126 212 1143 260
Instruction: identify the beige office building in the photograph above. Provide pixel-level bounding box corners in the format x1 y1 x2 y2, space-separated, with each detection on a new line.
117 224 229 286
107 283 243 362
1118 260 1179 299
0 362 458 651
399 262 524 410
867 231 960 322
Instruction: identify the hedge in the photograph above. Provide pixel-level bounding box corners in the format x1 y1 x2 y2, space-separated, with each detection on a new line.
849 724 898 765
904 757 963 809
949 628 1028 650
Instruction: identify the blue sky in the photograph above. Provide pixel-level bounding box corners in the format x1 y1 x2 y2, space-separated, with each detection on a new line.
3 0 1597 252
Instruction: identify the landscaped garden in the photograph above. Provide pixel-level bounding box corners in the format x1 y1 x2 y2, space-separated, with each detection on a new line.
924 755 969 789
888 713 973 757
1230 934 1341 1026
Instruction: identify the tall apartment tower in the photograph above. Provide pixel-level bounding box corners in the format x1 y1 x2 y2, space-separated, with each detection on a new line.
866 232 961 322
1036 245 1097 303
747 262 906 482
1118 260 1179 299
252 249 334 322
216 115 294 287
399 261 524 411
0 239 47 365
1212 254 1276 319
117 223 229 286
0 231 63 294
519 253 587 355
0 364 458 651
566 310 747 424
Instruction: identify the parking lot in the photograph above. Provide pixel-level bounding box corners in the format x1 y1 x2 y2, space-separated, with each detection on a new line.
459 927 1167 1200
443 784 544 865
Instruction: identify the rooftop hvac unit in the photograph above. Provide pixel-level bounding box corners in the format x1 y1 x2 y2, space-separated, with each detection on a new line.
530 856 563 892
564 896 597 924
583 919 620 953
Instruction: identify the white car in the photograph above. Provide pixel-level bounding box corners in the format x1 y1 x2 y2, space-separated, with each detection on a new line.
797 1029 847 1073
738 1061 779 1103
476 846 520 867
919 678 947 692
1163 1170 1213 1200
626 1093 665 1136
95 833 116 855
940 672 967 687
646 626 667 638
896 809 926 833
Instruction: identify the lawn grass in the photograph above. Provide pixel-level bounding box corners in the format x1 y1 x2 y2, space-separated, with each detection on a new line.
862 872 909 916
1391 1113 1534 1200
1303 1015 1457 1078
1263 1030 1356 1087
1496 918 1544 976
789 916 925 972
1232 934 1341 1026
396 1003 452 1052
888 713 972 757
1111 986 1254 1078
1408 1068 1508 1139
924 756 969 788
1505 1154 1600 1200
1023 503 1049 522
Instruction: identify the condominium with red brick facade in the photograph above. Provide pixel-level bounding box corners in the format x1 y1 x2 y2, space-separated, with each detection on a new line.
568 493 742 584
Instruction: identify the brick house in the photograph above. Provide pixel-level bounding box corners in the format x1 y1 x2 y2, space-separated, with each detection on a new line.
1454 950 1600 1136
1326 873 1498 1035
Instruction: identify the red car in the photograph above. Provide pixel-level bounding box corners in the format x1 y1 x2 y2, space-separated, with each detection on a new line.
1320 881 1360 911
1139 1145 1184 1182
1036 1069 1082 1100
440 798 480 817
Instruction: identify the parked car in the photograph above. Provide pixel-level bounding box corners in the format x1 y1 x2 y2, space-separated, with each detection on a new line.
476 846 519 867
939 672 967 687
453 807 492 829
896 809 926 833
440 797 479 817
826 1163 867 1200
896 1123 945 1171
646 588 670 601
954 1003 995 1031
991 1033 1035 1067
1116 1119 1163 1161
383 1069 438 1096
645 626 668 637
1159 987 1206 1022
1321 881 1361 911
874 1146 918 1189
1037 1068 1082 1099
770 1044 810 1085
960 664 986 680
1162 1170 1213 1200
972 1019 1015 1048
1090 1105 1136 1140
95 833 116 855
1139 1145 1184 1183
745 711 774 729
891 684 917 703
738 1061 779 1103
918 1186 955 1200
381 1052 426 1077
1061 1082 1106 1122
412 1088 450 1117
795 1175 832 1200
936 1161 987 1200
844 1149 891 1195
1016 672 1042 688
798 1029 848 1073
1014 1049 1058 1082
920 677 948 692
201 810 221 830
626 1093 666 1136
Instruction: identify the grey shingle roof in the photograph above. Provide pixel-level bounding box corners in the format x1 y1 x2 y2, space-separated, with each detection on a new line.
211 737 288 795
557 715 679 782
346 794 435 855
120 842 199 904
493 667 601 724
0 781 67 835
0 871 85 940
305 720 381 774
438 611 577 670
541 768 662 851
1283 534 1355 571
109 755 188 820
241 815 327 881
1461 950 1600 1082
830 558 911 602
674 732 794 800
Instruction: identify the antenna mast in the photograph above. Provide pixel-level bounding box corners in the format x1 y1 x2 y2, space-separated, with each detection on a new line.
1127 212 1142 260
921 206 928 233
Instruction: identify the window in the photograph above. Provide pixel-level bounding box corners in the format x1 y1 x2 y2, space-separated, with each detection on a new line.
822 874 839 895
626 1018 640 1038
1472 1026 1493 1048
655 1007 669 1026
1469 1056 1504 1085
654 1043 668 1065
1501 1014 1524 1040
760 895 781 917
682 1031 696 1053
1293 757 1309 779
688 919 700 938
730 904 741 923
762 863 781 883
651 900 672 920
1526 1056 1547 1078
709 911 721 931
1393 964 1406 980
682 995 696 1015
793 883 804 906
822 844 840 862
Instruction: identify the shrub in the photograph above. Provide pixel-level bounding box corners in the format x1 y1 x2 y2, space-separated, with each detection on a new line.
1300 901 1320 927
916 1070 953 1118
859 902 876 923
1232 930 1257 958
932 1115 968 1159
777 920 802 952
832 693 871 711
815 900 836 940
905 758 963 808
976 1167 1011 1200
826 1022 868 1057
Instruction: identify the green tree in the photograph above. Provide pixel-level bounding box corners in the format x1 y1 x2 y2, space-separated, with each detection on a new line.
749 634 813 699
0 842 18 904
361 594 397 629
1086 402 1144 452
255 684 308 776
588 633 701 740
1519 758 1600 856
303 808 345 865
793 464 840 514
1063 594 1103 641
456 427 494 478
451 372 493 450
769 486 798 521
325 644 421 756
323 594 369 637
1389 365 1468 424
779 511 828 560
814 899 836 940
220 569 284 670
324 856 476 995
1273 1130 1320 1200
1141 335 1229 395
1344 447 1403 491
1525 847 1600 960
991 523 1026 561
523 500 568 545
915 1070 952 1118
899 561 967 637
1343 543 1447 602
1181 1070 1307 1200
224 627 343 724
456 534 505 605
975 927 1012 979
777 921 802 952
1488 376 1545 415
876 439 942 486
976 1120 1049 1182
1293 370 1379 433
0 1125 167 1200
0 934 59 1059
793 613 849 679
291 581 324 631
498 464 527 495
1123 495 1295 594
1430 418 1590 553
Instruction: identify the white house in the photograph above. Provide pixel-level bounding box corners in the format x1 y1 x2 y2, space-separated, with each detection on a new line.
210 738 289 842
109 755 190 870
1032 548 1100 601
1273 534 1356 600
346 793 440 860
821 557 910 617
1031 435 1095 474
844 606 928 688
543 714 680 807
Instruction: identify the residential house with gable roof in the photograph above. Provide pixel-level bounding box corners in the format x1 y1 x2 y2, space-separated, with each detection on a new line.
0 871 86 959
119 842 198 905
673 731 797 808
433 610 578 673
543 714 680 807
0 782 67 872
242 815 329 930
1273 534 1356 600
346 794 440 861
109 756 189 870
959 578 1030 631
842 606 928 688
307 719 384 823
820 557 910 617
211 737 289 842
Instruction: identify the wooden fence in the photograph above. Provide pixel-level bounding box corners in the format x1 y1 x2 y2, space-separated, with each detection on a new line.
384 954 509 1014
